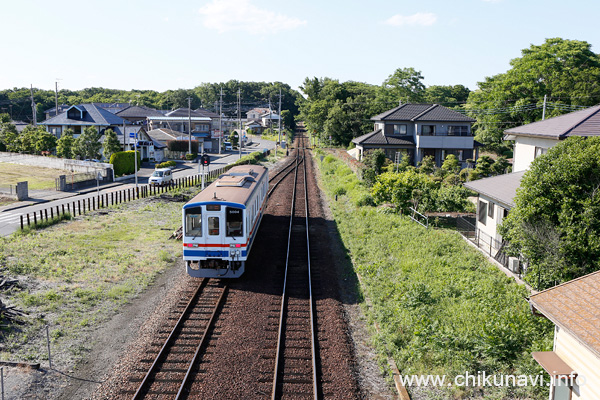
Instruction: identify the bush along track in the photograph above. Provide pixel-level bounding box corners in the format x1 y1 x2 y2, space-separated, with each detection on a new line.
313 150 553 400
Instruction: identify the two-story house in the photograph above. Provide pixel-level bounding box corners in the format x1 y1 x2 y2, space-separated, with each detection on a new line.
529 270 600 400
464 104 600 265
504 104 600 171
352 103 478 167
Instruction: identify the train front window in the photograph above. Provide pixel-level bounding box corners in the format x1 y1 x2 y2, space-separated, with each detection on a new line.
226 207 243 237
185 207 202 237
208 217 220 235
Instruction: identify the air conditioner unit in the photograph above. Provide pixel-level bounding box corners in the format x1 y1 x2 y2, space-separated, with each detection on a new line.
508 257 520 274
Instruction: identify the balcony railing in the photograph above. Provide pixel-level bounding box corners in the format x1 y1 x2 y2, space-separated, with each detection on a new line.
418 131 472 137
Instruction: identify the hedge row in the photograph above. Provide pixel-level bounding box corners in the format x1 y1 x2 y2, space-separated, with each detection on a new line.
109 150 141 176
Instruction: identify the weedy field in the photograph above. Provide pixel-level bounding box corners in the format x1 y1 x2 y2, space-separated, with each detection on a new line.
314 150 553 400
0 163 71 190
0 193 185 365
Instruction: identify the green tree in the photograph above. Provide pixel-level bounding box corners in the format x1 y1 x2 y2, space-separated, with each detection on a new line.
34 128 56 153
499 137 600 289
441 154 460 174
371 170 439 213
377 67 426 106
74 126 101 159
467 38 600 153
0 117 19 152
17 125 40 153
102 129 121 160
423 85 470 107
56 128 75 159
475 155 495 177
418 155 436 175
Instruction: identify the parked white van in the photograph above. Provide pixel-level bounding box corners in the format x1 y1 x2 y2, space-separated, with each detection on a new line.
149 168 173 186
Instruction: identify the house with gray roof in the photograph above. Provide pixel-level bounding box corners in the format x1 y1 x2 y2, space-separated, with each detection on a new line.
352 103 477 167
463 104 600 271
504 104 600 171
41 103 126 137
116 105 164 125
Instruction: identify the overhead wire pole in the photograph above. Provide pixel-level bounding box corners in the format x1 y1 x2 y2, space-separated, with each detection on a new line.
278 88 282 146
238 88 242 159
188 97 192 155
219 87 223 155
30 85 37 126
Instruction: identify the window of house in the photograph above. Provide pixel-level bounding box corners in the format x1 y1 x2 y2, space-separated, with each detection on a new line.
535 147 548 158
478 200 487 225
448 126 469 136
488 202 495 218
421 125 435 135
393 124 407 135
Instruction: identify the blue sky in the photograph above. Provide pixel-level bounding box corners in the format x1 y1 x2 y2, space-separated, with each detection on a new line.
2 0 600 94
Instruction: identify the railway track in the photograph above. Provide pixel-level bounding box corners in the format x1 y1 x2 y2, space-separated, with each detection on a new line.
130 279 228 400
271 135 320 400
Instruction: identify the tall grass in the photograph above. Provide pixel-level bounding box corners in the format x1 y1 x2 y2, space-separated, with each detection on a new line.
315 151 552 399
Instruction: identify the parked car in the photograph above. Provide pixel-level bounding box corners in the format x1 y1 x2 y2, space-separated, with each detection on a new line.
149 168 173 186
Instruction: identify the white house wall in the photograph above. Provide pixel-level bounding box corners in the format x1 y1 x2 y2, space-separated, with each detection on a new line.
476 194 507 250
555 326 600 400
513 136 558 171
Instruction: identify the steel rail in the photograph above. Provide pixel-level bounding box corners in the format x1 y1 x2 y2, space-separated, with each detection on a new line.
131 279 227 400
271 135 319 400
175 283 228 399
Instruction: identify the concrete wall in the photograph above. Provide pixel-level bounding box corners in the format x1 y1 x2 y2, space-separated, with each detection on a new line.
0 152 111 173
555 326 600 400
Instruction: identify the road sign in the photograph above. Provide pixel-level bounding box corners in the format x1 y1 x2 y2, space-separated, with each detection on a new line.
129 132 136 138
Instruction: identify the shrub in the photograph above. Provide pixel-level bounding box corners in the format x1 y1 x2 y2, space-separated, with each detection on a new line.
157 160 177 169
166 140 199 153
185 153 197 161
109 151 141 176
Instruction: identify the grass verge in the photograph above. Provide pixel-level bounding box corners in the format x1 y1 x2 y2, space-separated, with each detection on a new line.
314 150 553 400
0 194 186 365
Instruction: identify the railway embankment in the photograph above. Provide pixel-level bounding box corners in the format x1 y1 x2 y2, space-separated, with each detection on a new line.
312 149 554 400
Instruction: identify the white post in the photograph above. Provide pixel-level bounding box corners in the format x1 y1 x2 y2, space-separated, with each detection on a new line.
46 325 52 369
134 136 138 190
201 163 205 190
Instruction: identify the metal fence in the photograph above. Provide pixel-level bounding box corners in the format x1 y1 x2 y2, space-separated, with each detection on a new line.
0 184 16 197
456 215 510 269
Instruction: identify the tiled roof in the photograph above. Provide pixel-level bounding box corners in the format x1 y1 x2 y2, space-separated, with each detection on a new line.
463 170 526 208
352 130 414 146
116 105 164 118
505 105 600 139
195 108 220 119
165 108 206 118
529 270 600 358
41 104 125 126
371 103 475 123
146 128 180 143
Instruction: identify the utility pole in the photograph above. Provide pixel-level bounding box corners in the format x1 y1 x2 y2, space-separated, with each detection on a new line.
55 80 59 118
30 85 37 126
238 88 242 159
219 87 223 155
277 88 282 146
188 97 192 154
542 94 547 120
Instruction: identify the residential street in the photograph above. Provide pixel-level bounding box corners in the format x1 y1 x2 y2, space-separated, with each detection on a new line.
0 137 277 237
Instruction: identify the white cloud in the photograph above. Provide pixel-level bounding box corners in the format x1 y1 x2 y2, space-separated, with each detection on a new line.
199 0 307 35
384 12 437 27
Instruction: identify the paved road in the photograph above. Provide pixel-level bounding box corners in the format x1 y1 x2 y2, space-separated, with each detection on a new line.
0 137 277 237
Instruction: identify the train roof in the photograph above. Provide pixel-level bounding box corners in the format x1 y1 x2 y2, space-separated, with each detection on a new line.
184 165 268 208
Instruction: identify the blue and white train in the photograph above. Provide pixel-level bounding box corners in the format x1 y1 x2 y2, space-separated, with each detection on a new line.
182 165 269 278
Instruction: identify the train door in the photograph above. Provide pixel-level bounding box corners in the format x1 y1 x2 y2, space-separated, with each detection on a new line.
203 205 224 255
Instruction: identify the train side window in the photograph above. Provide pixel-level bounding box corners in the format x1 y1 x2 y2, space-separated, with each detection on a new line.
226 207 243 237
185 207 202 237
208 217 220 235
